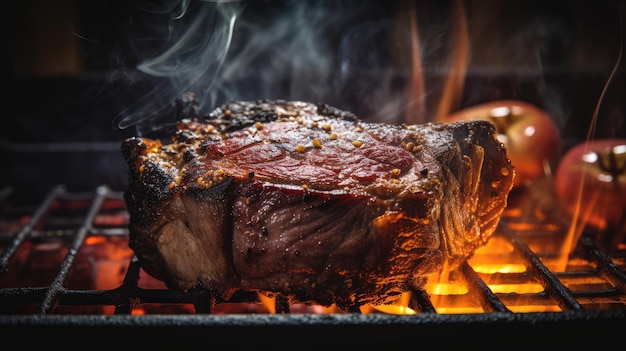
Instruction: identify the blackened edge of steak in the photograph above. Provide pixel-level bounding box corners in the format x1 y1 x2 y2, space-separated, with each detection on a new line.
204 99 358 133
121 99 515 309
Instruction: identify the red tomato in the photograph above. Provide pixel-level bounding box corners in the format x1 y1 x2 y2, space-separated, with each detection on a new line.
554 139 626 230
447 100 561 188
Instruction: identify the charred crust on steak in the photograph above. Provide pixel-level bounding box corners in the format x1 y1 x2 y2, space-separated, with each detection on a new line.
205 99 282 133
122 99 515 309
315 102 359 121
174 91 200 121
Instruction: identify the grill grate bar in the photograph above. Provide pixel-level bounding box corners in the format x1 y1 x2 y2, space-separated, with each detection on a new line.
38 186 109 314
275 294 290 313
408 288 437 313
576 235 626 293
499 221 584 311
459 261 510 312
113 254 141 314
0 228 129 242
0 185 66 271
113 256 219 314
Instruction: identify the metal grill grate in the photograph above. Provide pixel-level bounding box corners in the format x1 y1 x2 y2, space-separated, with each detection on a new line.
0 184 625 347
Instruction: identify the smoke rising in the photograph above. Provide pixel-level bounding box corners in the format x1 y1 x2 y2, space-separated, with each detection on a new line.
110 0 414 136
100 0 624 142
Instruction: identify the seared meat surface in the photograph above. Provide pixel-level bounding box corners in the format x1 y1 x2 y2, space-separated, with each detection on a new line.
122 99 515 309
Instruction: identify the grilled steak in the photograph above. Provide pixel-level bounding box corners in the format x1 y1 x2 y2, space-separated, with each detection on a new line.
122 99 515 309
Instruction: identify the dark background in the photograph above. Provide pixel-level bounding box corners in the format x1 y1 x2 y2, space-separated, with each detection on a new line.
1 0 624 199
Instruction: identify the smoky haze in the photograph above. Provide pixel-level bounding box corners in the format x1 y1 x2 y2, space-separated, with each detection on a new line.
108 0 418 136
77 0 624 142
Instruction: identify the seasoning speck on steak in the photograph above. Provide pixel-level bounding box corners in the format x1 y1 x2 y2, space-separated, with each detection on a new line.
121 99 515 309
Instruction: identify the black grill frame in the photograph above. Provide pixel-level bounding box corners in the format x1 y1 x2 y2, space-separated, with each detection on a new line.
1 311 625 348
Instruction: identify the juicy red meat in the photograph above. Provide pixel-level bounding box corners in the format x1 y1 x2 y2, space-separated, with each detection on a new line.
122 99 515 309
